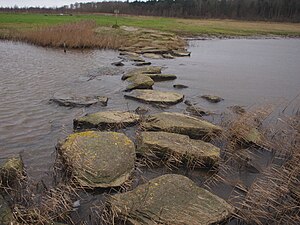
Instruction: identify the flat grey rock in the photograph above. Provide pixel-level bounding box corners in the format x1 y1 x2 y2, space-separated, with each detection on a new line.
141 112 222 139
137 131 220 168
124 90 184 105
74 111 140 130
108 174 233 225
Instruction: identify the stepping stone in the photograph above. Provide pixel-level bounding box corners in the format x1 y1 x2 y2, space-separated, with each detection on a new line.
58 131 135 188
137 131 220 168
143 53 164 59
119 51 140 57
108 174 233 225
141 112 222 139
201 95 224 103
162 53 175 59
125 74 154 91
133 61 152 66
50 93 108 107
172 50 191 57
74 111 140 130
122 66 162 80
124 90 184 105
144 73 177 81
173 84 188 89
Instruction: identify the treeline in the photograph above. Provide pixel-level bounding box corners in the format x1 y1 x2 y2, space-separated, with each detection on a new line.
1 0 299 22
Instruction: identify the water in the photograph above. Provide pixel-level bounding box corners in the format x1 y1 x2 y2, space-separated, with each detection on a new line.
0 39 299 192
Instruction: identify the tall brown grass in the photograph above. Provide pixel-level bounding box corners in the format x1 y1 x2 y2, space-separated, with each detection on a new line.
16 20 129 49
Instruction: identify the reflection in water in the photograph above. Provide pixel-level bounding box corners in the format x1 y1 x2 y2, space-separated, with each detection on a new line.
0 39 299 185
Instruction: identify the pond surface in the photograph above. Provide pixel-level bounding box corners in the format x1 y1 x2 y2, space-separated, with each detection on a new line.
0 38 299 191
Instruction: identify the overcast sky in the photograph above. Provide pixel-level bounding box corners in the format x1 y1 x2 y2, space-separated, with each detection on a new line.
0 1 132 8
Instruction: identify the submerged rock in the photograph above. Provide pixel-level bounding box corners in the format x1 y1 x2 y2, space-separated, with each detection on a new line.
122 66 162 80
173 84 188 89
74 111 140 130
201 95 224 103
0 155 24 187
186 105 212 117
228 105 246 114
125 74 154 91
135 106 149 115
137 131 220 168
59 131 135 188
133 61 152 66
172 50 191 57
50 93 108 107
111 61 124 67
108 174 233 225
124 90 184 105
141 112 222 139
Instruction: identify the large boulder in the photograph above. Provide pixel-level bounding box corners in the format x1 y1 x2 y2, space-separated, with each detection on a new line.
50 93 108 107
124 90 184 105
122 66 162 80
125 74 154 91
137 131 220 168
58 131 135 188
74 111 140 131
107 174 233 225
141 112 222 139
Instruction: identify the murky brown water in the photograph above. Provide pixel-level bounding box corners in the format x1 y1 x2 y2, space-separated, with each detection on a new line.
0 39 299 222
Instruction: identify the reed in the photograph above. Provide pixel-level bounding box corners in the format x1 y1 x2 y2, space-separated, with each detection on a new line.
15 20 129 49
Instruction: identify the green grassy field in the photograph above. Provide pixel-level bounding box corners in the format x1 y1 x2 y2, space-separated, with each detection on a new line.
1 13 300 37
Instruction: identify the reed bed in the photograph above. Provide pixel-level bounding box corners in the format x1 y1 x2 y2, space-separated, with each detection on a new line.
15 20 129 49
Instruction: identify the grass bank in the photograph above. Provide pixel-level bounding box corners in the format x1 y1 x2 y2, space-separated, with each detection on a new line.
1 13 300 39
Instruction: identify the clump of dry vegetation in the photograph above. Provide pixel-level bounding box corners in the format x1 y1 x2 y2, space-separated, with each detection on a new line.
15 20 130 49
204 103 300 225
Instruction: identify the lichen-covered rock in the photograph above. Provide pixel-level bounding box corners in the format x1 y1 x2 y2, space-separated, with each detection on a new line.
108 174 233 225
141 112 222 139
59 131 135 188
201 95 224 103
137 131 220 168
125 74 154 91
0 195 14 224
124 90 184 105
0 155 24 188
122 66 162 80
50 93 108 107
74 111 140 131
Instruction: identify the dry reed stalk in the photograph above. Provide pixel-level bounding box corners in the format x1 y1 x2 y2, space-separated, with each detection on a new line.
15 20 128 49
